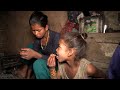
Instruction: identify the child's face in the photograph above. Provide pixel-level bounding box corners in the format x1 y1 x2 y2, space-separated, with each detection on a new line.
56 39 70 62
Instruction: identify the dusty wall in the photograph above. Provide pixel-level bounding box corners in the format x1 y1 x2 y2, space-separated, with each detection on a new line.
42 11 68 33
6 11 35 54
0 12 8 56
104 11 120 30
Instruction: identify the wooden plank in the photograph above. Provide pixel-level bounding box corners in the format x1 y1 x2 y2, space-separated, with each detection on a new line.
87 33 120 44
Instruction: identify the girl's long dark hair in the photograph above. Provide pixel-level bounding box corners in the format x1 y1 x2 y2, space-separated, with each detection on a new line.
29 11 48 28
60 32 87 60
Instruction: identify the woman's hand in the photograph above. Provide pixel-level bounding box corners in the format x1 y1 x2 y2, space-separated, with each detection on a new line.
20 48 41 60
47 54 56 68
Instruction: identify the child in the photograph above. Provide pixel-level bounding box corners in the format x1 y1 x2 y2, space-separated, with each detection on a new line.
16 11 60 79
47 32 106 79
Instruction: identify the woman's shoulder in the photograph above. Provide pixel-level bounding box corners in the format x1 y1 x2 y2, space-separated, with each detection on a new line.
49 30 60 35
49 30 60 39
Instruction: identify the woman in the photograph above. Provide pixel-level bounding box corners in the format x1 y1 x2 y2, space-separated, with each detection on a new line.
16 11 60 79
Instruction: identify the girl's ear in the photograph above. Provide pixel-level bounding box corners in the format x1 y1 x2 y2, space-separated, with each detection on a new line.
45 25 49 31
68 48 76 57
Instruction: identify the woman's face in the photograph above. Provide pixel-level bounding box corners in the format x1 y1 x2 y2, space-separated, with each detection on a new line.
56 39 69 62
31 23 48 38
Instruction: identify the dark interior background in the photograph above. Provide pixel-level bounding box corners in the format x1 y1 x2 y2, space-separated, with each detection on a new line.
0 11 120 74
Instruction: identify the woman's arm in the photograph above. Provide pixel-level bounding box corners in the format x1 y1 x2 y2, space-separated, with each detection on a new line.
20 48 42 60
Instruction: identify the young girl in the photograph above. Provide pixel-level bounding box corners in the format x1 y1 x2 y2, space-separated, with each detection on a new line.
47 32 106 79
16 11 60 79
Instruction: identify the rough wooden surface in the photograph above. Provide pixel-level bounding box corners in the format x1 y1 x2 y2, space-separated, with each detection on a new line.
87 33 120 43
86 33 120 74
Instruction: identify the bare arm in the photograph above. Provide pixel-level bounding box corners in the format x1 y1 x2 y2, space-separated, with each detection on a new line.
49 68 61 79
47 54 61 79
87 64 107 79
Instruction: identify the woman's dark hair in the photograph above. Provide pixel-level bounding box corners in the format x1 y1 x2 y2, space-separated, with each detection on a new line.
29 11 48 28
60 32 87 60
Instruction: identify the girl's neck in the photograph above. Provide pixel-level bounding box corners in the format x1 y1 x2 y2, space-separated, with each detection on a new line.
64 59 80 79
41 30 49 50
43 30 49 39
66 59 79 68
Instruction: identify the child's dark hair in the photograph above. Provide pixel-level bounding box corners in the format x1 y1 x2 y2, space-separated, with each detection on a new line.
29 11 48 28
61 32 87 60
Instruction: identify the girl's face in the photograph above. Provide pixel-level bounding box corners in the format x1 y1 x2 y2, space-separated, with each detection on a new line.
31 23 48 38
56 39 70 62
